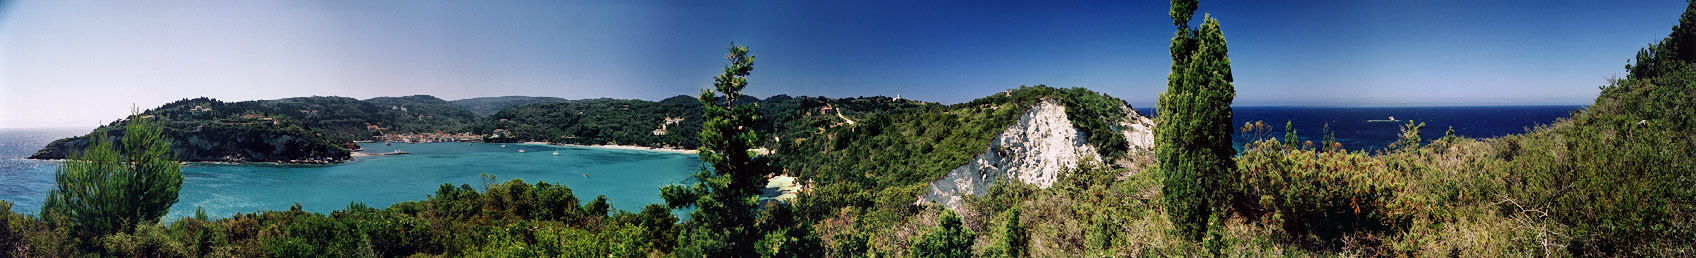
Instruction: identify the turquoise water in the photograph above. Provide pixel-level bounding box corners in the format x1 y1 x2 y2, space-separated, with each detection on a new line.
0 133 699 219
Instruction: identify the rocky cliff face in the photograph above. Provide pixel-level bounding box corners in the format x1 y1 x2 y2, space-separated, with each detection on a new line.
920 99 1155 209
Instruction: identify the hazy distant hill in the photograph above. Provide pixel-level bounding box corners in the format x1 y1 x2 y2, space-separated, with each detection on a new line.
450 96 569 117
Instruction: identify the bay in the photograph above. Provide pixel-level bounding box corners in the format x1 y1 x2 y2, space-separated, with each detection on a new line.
0 132 698 219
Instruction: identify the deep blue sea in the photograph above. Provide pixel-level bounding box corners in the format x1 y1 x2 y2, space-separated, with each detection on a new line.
0 106 1580 219
1134 106 1586 151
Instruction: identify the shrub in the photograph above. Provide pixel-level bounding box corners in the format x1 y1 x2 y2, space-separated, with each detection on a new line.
1231 139 1413 249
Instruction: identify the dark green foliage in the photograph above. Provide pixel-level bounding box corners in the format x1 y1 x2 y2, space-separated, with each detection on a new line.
585 195 611 219
1629 1 1696 80
360 95 481 133
31 95 484 164
831 232 873 258
909 210 975 258
754 202 825 257
30 98 353 163
42 114 185 242
1057 89 1132 160
1156 0 1236 242
0 201 26 257
449 96 569 117
661 43 774 257
468 97 706 148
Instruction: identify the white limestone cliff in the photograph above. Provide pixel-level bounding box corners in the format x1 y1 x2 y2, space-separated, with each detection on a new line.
919 99 1155 209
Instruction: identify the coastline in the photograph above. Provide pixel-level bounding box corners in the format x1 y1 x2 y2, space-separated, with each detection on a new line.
523 142 699 154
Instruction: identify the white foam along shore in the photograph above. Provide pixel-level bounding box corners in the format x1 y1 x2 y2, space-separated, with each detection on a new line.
520 142 699 154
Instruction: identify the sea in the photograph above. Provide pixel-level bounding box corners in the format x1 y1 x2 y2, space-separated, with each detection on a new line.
0 106 1583 219
1137 106 1585 151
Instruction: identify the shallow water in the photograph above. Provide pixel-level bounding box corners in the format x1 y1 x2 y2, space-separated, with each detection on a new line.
0 134 698 219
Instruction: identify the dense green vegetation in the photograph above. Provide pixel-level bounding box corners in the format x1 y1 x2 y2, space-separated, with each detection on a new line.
32 94 489 163
249 96 473 142
29 98 353 163
467 97 706 148
360 95 480 134
449 96 569 117
1156 0 1237 243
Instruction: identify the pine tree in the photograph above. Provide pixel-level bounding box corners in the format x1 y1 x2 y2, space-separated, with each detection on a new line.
1155 0 1236 242
42 111 185 241
662 43 776 257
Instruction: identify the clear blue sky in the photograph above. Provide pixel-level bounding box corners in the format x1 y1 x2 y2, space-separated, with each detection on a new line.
0 0 1686 128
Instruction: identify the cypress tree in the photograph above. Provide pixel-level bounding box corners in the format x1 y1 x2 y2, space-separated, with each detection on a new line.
662 43 775 257
42 111 185 241
1155 0 1236 242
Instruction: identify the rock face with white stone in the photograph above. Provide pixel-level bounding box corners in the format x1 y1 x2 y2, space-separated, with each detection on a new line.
920 98 1155 209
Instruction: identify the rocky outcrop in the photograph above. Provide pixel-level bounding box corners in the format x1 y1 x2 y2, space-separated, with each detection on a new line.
1121 108 1156 152
918 99 1157 209
919 99 1088 208
29 124 351 164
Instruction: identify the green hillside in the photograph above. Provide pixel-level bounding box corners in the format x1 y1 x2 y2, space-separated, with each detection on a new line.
360 95 480 134
449 96 569 117
28 97 352 163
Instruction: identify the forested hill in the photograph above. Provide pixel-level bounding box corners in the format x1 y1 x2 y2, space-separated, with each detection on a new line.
360 95 480 134
449 96 569 117
29 97 352 164
30 95 484 163
464 93 933 149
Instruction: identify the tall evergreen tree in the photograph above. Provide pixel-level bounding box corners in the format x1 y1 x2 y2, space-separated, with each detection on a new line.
42 111 185 241
662 43 775 257
1155 0 1236 242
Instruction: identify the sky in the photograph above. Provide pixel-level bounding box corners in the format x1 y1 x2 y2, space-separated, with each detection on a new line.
0 0 1688 128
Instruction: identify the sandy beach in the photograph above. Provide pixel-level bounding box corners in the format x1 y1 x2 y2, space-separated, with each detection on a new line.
530 142 699 154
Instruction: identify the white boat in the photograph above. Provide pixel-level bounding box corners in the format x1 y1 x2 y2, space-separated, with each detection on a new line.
501 144 506 148
552 151 559 155
518 149 525 153
1367 116 1401 123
